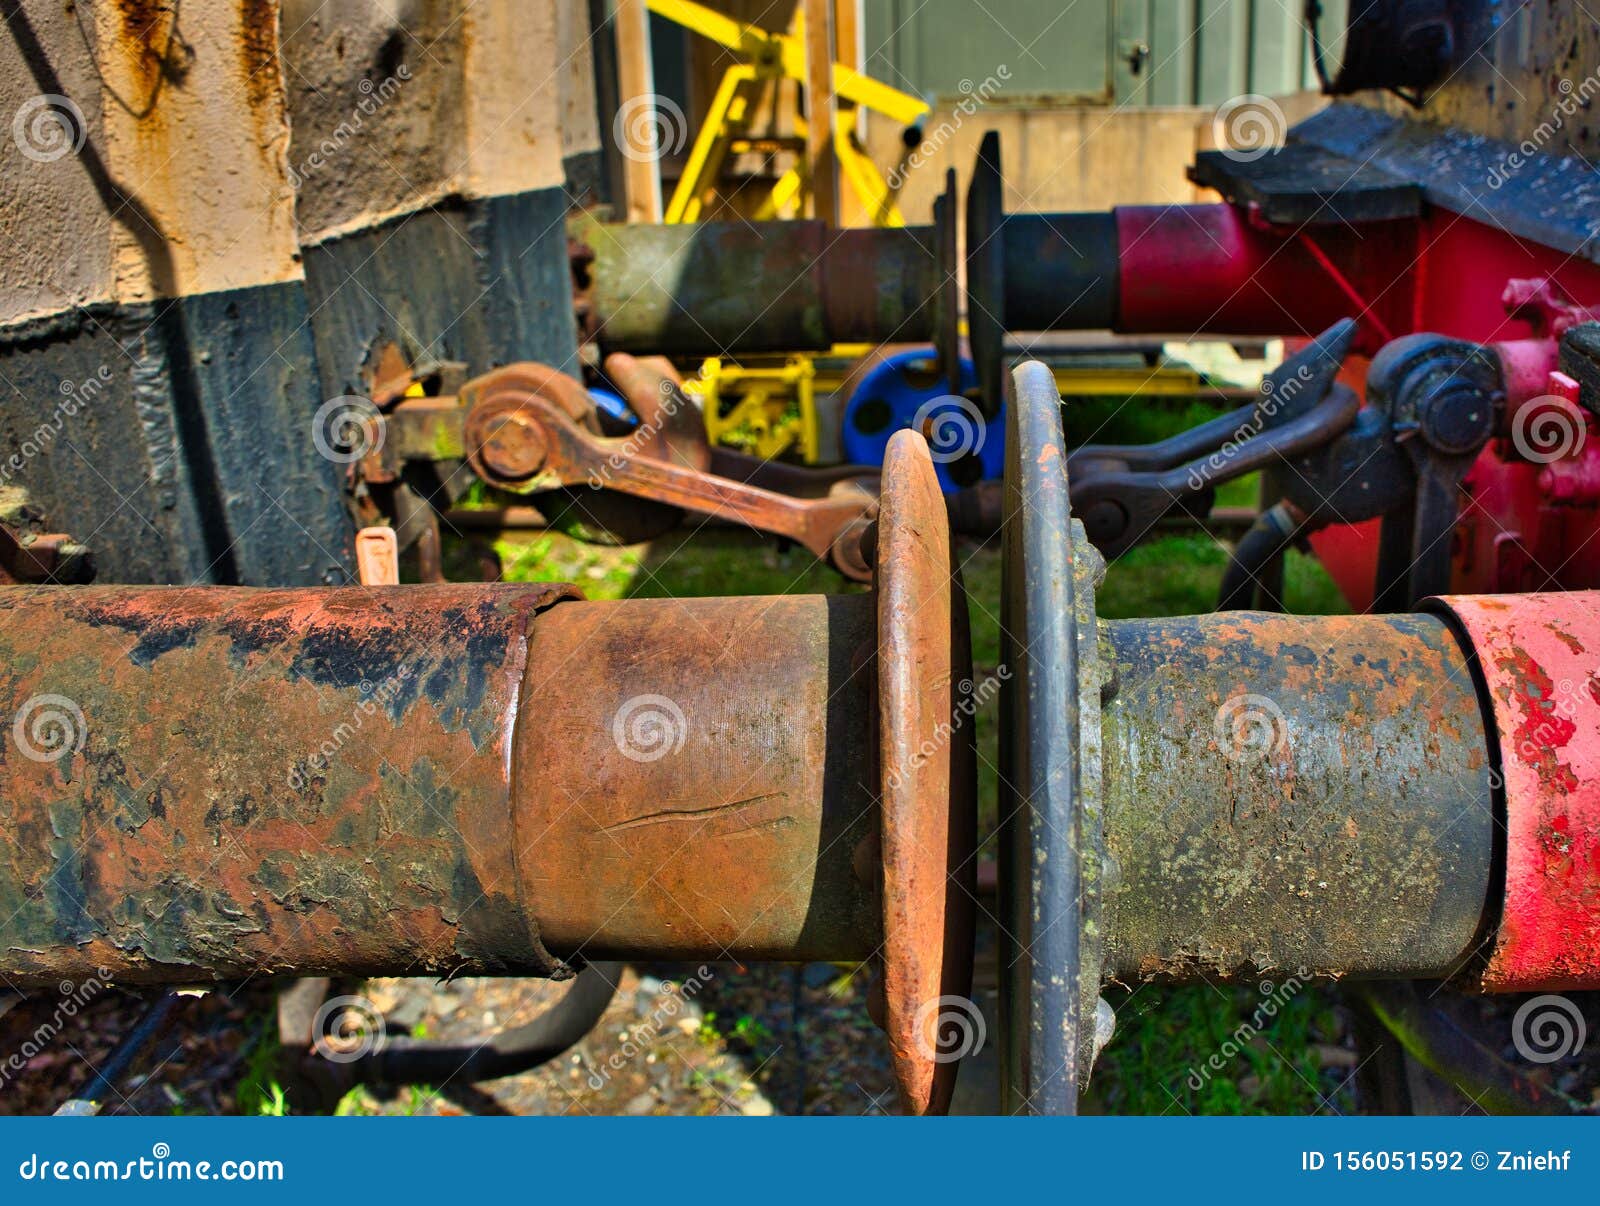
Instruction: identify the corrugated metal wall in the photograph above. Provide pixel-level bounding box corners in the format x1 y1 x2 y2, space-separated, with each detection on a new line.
864 0 1338 105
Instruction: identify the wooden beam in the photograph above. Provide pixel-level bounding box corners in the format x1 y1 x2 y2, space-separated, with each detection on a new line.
614 0 663 222
802 0 838 226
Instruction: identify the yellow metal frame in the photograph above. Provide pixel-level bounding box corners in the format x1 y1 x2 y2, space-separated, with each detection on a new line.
650 0 932 458
684 356 825 463
656 0 928 226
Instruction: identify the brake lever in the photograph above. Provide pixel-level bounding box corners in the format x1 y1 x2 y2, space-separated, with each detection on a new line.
1070 384 1362 558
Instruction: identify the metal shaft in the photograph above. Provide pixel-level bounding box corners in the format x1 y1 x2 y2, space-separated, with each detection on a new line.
582 219 942 354
0 585 879 987
1098 609 1495 983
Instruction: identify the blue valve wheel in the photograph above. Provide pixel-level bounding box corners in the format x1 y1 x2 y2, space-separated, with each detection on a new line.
841 348 999 494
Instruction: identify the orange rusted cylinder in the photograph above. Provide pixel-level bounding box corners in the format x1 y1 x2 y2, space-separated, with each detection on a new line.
517 593 879 961
0 584 879 987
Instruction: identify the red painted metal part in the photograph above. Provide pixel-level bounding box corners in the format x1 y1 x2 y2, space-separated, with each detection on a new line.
1432 591 1600 991
1113 204 1417 349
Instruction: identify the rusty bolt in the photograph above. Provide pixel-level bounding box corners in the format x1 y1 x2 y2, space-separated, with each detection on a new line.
475 409 548 481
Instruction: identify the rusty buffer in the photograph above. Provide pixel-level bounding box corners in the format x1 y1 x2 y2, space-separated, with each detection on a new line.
0 433 974 1115
997 359 1600 1112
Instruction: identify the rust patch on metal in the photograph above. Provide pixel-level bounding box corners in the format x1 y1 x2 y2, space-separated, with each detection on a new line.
876 429 976 1116
1435 592 1600 990
237 0 281 108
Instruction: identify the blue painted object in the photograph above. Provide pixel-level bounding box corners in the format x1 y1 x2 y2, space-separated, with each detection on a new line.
587 387 637 427
841 349 998 494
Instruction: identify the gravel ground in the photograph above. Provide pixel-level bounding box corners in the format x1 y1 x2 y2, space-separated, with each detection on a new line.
0 959 915 1116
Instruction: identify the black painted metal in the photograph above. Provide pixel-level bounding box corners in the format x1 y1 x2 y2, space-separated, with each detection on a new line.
1290 103 1600 267
301 187 582 398
999 359 1083 1115
1188 143 1422 226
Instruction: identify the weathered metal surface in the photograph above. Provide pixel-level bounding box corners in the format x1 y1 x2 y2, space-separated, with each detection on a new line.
512 592 881 963
1431 592 1600 991
0 584 920 986
998 360 1103 1114
460 363 878 579
875 429 976 1117
1099 609 1494 983
0 425 977 1112
0 584 577 986
578 217 941 354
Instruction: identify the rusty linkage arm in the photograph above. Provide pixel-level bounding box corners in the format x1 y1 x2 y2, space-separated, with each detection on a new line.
370 359 882 581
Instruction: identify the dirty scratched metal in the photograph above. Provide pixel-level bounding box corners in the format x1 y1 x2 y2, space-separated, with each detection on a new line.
875 430 976 1117
0 585 902 986
0 584 578 987
1100 609 1495 983
1432 592 1600 990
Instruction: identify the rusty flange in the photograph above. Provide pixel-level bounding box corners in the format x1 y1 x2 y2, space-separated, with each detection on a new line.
875 428 977 1116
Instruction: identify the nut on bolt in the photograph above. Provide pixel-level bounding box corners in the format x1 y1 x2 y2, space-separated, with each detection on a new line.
472 407 548 481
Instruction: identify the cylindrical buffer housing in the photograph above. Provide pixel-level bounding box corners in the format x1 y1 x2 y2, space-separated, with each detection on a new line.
999 212 1119 331
583 219 941 354
0 585 880 987
1098 609 1495 983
